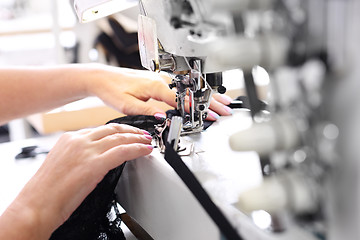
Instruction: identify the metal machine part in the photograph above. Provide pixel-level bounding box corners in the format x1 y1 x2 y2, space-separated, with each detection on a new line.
137 0 289 134
138 12 218 133
153 117 194 156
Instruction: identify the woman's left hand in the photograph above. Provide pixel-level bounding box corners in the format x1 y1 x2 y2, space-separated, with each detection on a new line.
86 64 233 121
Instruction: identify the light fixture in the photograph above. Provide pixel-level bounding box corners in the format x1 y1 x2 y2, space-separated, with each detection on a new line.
73 0 138 23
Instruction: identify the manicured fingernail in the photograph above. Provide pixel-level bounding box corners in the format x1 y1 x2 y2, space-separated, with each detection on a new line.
208 111 220 120
221 95 233 105
224 106 233 115
147 145 154 150
145 135 152 140
154 113 166 120
142 130 151 135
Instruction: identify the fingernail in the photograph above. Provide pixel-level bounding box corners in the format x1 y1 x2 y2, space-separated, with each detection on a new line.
221 95 233 105
145 135 152 140
224 106 233 115
208 111 220 120
154 113 166 120
147 145 154 150
142 130 151 135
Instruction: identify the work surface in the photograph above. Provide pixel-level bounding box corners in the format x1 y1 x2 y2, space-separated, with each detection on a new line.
0 134 60 214
0 111 317 240
116 110 318 240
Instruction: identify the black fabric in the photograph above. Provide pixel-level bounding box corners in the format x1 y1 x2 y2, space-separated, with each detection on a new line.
164 142 244 240
229 96 267 111
107 115 164 134
50 116 163 240
50 165 126 240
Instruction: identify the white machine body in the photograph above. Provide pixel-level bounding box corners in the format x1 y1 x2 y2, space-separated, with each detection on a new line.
73 0 360 239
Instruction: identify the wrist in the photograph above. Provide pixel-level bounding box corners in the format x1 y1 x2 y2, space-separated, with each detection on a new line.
0 198 44 239
81 63 116 97
2 174 65 239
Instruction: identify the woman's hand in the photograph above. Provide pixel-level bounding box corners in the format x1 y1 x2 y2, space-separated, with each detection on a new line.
86 64 233 121
0 63 233 125
0 123 153 240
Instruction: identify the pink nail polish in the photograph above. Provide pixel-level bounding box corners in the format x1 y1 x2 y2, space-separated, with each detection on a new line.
154 113 166 120
208 111 220 120
147 145 154 150
224 106 233 115
145 135 153 140
142 130 151 135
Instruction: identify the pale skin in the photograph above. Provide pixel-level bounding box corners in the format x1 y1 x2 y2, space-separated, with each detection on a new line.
0 63 233 239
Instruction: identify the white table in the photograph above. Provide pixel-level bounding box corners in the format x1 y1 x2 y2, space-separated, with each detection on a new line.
0 111 318 240
116 110 318 240
0 134 61 214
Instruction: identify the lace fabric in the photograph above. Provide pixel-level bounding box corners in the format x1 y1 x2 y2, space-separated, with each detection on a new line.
50 116 163 240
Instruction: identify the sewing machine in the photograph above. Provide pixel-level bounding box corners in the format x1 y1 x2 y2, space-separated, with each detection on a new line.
135 0 291 135
74 0 360 239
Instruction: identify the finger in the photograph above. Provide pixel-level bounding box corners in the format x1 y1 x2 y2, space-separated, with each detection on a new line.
87 123 148 141
209 97 233 116
206 110 220 121
65 127 94 136
99 143 153 170
119 94 169 116
95 133 152 153
212 93 233 105
179 95 233 121
144 80 177 108
180 93 233 116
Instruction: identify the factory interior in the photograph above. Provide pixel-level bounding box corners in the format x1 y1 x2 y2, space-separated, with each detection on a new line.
1 0 360 240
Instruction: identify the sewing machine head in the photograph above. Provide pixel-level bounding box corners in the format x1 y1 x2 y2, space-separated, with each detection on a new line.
137 0 291 134
137 0 231 134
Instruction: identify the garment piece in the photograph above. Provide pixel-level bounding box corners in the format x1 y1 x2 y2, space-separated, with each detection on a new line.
50 115 163 240
229 96 268 111
50 165 126 240
107 115 164 134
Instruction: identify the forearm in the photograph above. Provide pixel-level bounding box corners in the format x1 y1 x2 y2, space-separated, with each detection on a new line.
0 179 56 240
0 195 48 240
0 63 104 125
0 158 71 240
